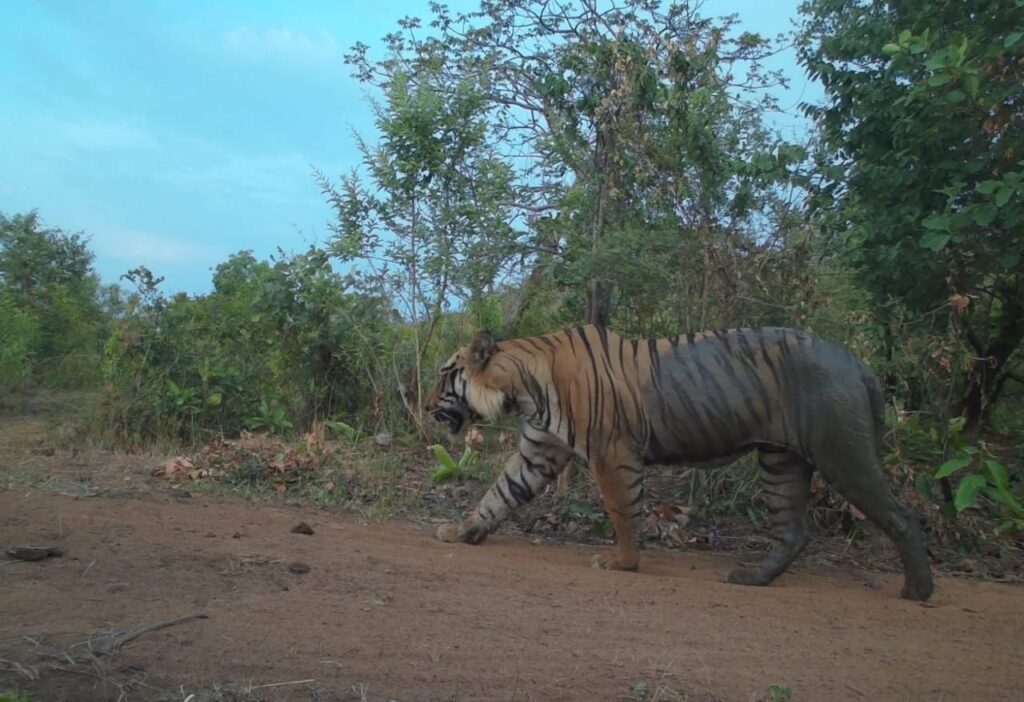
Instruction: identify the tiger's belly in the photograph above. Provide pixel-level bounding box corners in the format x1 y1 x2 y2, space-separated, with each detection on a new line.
642 437 760 469
639 376 785 467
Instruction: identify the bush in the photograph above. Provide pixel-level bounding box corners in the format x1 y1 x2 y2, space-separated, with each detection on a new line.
0 211 107 390
101 250 399 445
0 292 38 392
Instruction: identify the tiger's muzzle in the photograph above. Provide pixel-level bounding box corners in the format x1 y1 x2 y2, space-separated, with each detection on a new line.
429 405 480 444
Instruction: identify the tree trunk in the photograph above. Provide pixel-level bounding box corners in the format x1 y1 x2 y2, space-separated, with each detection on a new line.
959 297 1024 428
585 121 615 328
502 264 544 338
585 279 613 327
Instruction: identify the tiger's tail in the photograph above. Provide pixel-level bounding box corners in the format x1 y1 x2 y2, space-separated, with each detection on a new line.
861 364 887 460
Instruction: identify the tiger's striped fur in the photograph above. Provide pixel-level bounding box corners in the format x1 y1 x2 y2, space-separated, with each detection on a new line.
425 325 934 601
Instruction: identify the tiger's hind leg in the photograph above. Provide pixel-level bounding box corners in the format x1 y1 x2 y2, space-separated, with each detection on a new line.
816 446 934 601
727 449 812 587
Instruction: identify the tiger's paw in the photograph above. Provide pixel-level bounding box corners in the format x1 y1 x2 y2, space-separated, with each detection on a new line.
900 577 934 602
436 522 489 545
436 523 461 542
726 567 771 587
590 552 638 571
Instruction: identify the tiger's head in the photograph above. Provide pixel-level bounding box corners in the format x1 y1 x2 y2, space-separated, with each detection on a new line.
424 331 508 443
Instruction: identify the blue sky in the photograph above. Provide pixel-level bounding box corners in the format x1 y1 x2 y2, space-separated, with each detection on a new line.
0 0 819 295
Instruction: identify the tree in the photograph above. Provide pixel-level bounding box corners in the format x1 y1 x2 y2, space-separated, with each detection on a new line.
797 0 1024 427
0 211 97 302
0 292 38 391
346 1 804 331
0 210 105 385
321 55 520 423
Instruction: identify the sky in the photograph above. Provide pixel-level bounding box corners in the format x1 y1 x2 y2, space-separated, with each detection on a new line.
0 0 821 295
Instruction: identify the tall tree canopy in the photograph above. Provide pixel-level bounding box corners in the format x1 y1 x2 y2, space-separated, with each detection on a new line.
343 0 809 333
798 0 1024 425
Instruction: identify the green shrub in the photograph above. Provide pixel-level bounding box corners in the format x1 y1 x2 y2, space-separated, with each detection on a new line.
0 292 38 392
101 250 398 444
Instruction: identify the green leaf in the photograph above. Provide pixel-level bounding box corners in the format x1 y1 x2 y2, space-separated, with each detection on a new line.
921 213 950 230
204 392 222 407
976 180 1000 195
935 456 971 479
984 486 1024 516
919 231 951 252
1005 32 1023 48
430 464 457 483
326 419 357 441
970 204 998 226
983 460 1010 490
963 74 979 97
459 447 476 467
882 43 901 56
995 186 1013 207
954 474 987 512
430 444 457 471
999 252 1020 269
927 73 952 87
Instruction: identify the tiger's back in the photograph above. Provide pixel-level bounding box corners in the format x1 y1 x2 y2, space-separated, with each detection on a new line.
640 327 875 467
539 326 876 469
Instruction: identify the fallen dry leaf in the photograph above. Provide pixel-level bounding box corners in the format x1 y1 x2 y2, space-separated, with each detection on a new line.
465 426 484 448
651 502 692 527
153 457 195 481
949 293 972 313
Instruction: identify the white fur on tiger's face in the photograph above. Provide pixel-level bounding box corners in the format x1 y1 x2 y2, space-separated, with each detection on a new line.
423 334 509 445
423 351 480 445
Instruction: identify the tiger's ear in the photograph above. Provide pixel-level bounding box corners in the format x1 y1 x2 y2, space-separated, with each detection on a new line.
467 331 497 370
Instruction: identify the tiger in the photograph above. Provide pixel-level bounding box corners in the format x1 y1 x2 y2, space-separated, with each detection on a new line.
424 325 934 601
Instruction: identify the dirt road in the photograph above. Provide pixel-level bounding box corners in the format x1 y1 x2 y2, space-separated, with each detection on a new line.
1 490 1022 701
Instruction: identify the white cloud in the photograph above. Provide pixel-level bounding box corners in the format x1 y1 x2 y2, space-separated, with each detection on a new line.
155 137 317 207
93 228 220 266
222 26 341 67
47 117 160 152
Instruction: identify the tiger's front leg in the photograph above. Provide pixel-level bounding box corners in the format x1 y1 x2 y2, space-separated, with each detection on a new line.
436 436 571 545
590 458 645 572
